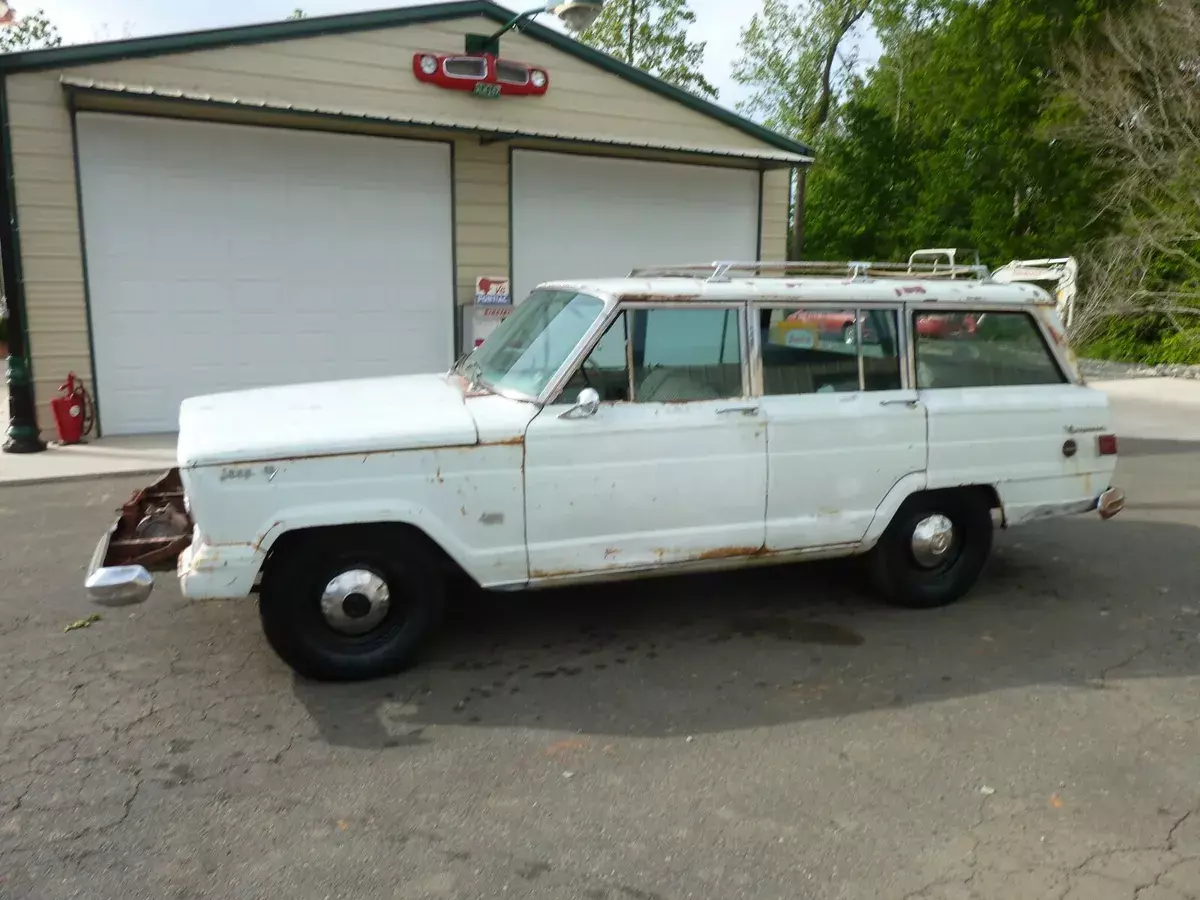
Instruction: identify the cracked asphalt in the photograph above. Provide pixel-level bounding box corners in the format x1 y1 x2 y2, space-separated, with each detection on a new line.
1 419 1198 898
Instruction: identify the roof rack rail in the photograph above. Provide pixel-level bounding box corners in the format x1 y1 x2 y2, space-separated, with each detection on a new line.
629 259 991 283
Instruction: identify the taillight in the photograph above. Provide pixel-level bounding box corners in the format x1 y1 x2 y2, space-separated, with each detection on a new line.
1098 434 1118 456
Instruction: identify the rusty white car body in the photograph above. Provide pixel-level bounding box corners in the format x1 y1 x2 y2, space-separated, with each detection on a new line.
84 259 1125 681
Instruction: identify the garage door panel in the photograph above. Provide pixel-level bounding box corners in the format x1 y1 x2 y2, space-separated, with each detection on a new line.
76 114 454 435
511 150 760 303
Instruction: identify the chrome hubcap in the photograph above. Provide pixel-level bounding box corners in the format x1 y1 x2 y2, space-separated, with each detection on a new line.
911 514 956 568
320 569 390 636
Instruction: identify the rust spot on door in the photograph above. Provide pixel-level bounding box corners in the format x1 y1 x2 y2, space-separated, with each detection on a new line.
696 546 763 561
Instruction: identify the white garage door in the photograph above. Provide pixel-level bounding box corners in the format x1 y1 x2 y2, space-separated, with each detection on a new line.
76 114 455 435
511 150 761 303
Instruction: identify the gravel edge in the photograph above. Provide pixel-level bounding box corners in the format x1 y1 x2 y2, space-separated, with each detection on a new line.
1079 358 1200 381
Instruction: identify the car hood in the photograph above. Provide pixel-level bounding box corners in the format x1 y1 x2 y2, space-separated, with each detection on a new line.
177 374 480 468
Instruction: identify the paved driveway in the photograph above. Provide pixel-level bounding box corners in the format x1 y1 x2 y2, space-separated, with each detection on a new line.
1 393 1198 900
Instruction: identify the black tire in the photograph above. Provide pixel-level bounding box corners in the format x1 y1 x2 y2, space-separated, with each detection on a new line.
868 490 993 609
258 527 445 681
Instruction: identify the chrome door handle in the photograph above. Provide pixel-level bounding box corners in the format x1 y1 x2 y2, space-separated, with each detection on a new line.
717 405 760 416
880 399 920 408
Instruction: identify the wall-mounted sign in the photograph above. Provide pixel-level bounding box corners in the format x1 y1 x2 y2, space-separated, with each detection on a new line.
471 276 512 348
414 52 549 98
475 276 512 307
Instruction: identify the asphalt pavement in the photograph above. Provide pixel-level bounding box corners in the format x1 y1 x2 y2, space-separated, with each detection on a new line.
0 391 1197 900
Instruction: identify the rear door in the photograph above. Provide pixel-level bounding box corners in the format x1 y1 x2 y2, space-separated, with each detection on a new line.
913 307 1114 523
756 304 927 550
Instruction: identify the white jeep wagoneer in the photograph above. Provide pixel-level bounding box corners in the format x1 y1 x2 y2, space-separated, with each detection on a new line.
85 259 1124 681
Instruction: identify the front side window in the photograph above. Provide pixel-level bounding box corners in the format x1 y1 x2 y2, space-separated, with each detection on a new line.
760 307 903 395
560 306 744 403
465 289 606 398
914 310 1065 389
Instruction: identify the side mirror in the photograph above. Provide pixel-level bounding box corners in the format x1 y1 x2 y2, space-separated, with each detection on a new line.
559 387 601 420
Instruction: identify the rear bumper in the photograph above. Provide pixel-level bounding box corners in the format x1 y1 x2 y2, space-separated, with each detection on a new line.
1096 486 1125 520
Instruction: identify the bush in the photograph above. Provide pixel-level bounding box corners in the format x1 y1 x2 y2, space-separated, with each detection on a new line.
1080 315 1200 365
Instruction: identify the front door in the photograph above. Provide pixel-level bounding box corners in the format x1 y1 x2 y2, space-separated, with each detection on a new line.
755 305 927 550
523 304 768 578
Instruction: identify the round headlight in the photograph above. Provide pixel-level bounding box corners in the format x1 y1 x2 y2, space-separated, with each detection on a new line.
530 70 547 89
420 55 438 76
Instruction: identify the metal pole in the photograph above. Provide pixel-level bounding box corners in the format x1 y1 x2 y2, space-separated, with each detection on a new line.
0 77 44 454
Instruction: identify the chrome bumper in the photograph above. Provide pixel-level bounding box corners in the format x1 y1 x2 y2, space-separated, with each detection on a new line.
84 526 155 607
1097 487 1126 520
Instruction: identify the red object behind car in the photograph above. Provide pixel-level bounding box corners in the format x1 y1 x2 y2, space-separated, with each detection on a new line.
917 313 978 339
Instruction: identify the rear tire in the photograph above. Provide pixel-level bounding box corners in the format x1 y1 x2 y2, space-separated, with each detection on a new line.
259 527 445 681
868 491 993 609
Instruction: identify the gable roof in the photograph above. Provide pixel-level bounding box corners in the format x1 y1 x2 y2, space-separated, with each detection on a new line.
0 0 814 161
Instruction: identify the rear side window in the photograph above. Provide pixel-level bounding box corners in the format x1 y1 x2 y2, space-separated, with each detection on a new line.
914 311 1065 389
759 307 903 395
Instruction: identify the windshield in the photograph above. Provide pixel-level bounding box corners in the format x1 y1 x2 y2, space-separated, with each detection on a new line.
461 289 606 398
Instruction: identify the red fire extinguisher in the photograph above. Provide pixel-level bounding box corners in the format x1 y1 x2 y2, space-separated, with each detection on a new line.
49 372 95 445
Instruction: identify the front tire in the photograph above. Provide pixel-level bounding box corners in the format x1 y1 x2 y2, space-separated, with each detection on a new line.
259 527 445 681
868 491 993 609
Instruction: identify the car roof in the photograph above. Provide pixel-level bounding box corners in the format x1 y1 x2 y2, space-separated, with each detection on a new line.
538 276 1055 307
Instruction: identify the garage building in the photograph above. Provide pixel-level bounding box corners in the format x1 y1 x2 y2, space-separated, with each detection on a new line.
0 0 812 442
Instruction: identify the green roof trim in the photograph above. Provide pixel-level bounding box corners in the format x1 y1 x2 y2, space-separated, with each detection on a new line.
0 0 814 160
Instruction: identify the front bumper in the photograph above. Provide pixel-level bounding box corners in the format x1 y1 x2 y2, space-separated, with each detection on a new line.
83 469 191 607
84 527 156 607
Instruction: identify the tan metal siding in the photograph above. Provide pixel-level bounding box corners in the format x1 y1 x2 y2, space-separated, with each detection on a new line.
761 168 791 261
454 141 509 313
6 14 796 434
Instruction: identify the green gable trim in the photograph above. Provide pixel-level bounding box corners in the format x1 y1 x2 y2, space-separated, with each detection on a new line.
0 1 814 161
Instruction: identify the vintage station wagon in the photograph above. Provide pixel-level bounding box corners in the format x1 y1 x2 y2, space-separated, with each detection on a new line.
85 259 1125 681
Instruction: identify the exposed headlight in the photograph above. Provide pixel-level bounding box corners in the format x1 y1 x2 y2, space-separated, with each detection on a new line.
419 54 438 76
531 70 547 88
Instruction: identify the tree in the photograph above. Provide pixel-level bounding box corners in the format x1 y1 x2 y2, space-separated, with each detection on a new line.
761 0 1138 269
732 0 947 144
581 0 718 99
733 0 871 142
1054 0 1200 355
0 8 62 53
288 8 306 19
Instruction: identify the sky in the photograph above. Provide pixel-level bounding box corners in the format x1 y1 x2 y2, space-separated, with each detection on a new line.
23 0 766 111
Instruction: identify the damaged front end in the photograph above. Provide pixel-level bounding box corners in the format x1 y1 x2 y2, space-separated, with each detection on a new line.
84 469 194 607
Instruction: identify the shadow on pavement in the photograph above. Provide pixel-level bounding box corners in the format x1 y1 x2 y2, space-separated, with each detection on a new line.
293 514 1200 747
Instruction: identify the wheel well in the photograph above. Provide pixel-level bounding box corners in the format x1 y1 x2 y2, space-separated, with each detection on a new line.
260 522 476 587
907 485 1004 522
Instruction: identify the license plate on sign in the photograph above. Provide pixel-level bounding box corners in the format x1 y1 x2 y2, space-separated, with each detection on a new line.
473 83 502 99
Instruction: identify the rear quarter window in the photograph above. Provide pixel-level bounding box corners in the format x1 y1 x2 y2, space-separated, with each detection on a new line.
914 310 1066 389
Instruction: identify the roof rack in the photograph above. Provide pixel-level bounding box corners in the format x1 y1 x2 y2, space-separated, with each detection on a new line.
628 259 992 283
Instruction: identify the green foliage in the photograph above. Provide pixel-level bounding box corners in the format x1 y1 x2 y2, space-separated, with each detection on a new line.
0 8 62 53
1081 318 1200 365
581 0 718 99
800 0 1137 263
288 8 306 19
